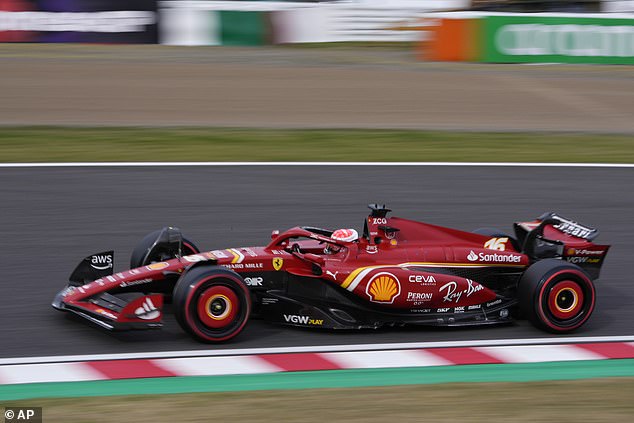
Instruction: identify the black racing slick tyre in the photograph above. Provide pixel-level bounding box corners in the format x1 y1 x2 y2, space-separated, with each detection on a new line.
473 227 508 236
130 230 200 269
173 266 251 343
518 259 595 333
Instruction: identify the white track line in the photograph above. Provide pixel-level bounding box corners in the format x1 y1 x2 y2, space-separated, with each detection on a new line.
0 362 105 384
1 336 633 366
1 162 633 168
323 350 451 369
477 344 605 363
158 356 282 376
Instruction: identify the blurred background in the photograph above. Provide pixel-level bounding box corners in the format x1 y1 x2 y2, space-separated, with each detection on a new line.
0 1 632 46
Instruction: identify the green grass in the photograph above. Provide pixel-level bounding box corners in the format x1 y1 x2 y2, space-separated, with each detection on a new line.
0 127 633 163
9 378 634 423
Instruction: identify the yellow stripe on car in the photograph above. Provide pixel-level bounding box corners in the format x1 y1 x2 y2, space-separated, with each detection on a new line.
341 261 526 291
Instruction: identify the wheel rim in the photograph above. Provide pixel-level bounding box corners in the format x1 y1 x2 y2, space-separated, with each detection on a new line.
207 295 230 319
537 269 594 331
196 285 239 329
548 280 584 320
180 272 251 342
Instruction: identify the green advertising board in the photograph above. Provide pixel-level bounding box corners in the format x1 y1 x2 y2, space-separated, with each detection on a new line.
483 15 634 64
220 11 268 46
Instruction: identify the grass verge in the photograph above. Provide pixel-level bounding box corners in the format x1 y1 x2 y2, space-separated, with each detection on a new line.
0 127 633 163
8 378 634 423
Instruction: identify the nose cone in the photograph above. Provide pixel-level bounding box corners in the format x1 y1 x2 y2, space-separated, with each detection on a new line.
52 285 74 310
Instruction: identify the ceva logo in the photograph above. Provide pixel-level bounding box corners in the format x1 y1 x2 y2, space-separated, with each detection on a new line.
467 251 479 261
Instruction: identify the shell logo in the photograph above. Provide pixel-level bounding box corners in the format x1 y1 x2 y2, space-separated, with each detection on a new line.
366 272 401 304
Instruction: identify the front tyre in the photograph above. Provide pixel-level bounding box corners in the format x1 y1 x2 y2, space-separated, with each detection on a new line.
518 259 595 333
173 266 251 342
130 229 200 269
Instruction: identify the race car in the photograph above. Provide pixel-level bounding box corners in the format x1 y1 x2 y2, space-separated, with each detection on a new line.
52 205 610 342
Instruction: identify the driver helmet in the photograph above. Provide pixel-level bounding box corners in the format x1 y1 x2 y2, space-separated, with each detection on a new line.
325 229 359 254
331 228 359 243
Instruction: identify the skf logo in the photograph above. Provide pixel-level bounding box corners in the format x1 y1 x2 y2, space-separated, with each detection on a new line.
366 272 400 304
273 258 283 271
484 237 508 251
244 277 263 286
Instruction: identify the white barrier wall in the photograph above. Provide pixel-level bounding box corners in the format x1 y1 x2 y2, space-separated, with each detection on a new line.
159 0 471 45
160 8 219 46
604 0 634 12
272 8 331 44
159 1 634 46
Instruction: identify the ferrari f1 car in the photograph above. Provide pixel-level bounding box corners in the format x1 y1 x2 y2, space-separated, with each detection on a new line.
52 205 610 342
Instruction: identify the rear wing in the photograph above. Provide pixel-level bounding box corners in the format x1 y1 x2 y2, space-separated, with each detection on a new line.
541 212 598 241
514 212 609 279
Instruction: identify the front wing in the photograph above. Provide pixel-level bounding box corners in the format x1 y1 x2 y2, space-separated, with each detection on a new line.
52 286 164 331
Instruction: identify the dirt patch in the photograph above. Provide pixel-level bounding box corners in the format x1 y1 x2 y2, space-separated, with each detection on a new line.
0 44 632 133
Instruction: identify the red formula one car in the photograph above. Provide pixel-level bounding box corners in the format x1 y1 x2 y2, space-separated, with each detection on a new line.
53 205 610 342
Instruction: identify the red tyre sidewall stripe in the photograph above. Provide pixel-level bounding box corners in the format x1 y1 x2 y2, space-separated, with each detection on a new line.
184 274 250 342
537 269 595 331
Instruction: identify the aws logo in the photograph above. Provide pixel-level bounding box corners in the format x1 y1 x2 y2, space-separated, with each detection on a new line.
90 254 113 270
366 272 401 304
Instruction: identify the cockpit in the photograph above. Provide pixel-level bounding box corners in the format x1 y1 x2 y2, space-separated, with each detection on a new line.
267 204 399 260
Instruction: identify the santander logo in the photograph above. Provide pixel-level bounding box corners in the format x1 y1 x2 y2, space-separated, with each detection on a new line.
135 297 160 320
467 250 521 263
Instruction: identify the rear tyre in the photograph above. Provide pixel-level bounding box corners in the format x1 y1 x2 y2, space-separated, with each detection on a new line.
130 230 200 268
173 266 251 342
473 227 509 237
518 259 595 333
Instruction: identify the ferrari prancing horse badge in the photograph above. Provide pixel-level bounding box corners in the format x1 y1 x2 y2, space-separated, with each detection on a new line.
273 258 283 271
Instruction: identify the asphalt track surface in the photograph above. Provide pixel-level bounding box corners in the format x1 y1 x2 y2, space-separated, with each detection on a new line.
0 165 632 358
1 44 633 133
